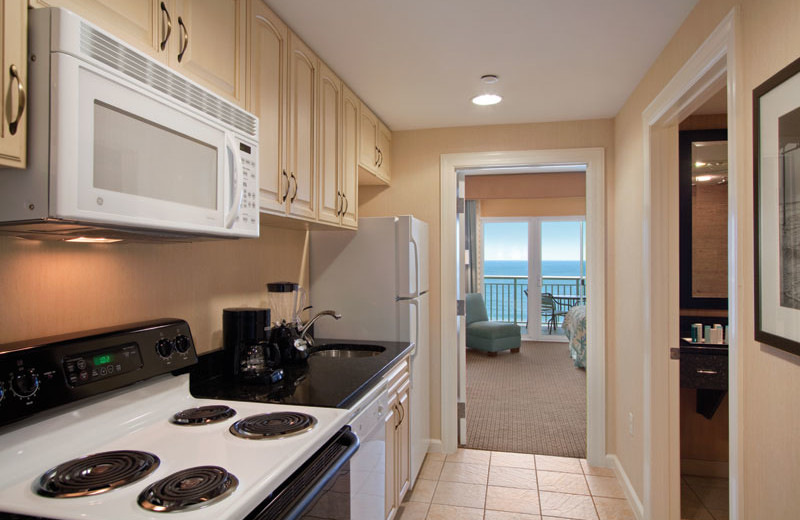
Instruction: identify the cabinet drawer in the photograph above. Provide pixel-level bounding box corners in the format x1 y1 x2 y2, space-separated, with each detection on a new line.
680 353 727 390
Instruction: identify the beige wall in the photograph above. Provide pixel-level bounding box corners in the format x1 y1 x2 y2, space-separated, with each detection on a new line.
480 197 586 218
465 172 586 199
613 0 800 516
359 119 615 443
0 224 308 352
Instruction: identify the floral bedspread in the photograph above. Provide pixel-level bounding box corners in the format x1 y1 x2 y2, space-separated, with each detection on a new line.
562 305 587 368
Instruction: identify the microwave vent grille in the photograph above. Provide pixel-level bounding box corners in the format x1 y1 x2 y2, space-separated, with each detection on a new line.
79 22 256 138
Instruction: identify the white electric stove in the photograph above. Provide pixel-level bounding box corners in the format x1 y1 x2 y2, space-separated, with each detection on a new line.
0 319 357 520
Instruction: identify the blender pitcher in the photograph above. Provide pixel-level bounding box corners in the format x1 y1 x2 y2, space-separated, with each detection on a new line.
266 282 307 327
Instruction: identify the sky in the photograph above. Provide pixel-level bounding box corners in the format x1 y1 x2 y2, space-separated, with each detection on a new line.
483 221 584 261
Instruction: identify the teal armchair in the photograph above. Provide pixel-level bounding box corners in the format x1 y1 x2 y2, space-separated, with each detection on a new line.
465 292 521 356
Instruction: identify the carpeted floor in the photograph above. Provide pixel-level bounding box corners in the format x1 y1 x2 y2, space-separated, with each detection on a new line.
465 340 587 458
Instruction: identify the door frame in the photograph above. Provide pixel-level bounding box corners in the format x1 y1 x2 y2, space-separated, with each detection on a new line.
640 8 742 520
440 148 607 467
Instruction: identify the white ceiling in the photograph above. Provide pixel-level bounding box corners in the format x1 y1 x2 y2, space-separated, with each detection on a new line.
265 0 699 131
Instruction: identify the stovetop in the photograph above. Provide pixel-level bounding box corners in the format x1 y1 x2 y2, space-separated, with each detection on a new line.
0 374 350 520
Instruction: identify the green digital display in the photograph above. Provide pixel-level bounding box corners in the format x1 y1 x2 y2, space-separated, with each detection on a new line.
93 354 112 365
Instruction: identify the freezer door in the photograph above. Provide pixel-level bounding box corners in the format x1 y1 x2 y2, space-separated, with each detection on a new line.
397 216 429 298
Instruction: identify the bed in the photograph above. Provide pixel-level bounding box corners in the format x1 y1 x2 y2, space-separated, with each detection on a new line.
562 305 587 368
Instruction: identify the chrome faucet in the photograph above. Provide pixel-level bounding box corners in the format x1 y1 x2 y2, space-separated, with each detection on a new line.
297 310 341 346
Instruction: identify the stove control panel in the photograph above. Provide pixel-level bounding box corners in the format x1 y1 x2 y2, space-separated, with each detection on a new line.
0 319 198 428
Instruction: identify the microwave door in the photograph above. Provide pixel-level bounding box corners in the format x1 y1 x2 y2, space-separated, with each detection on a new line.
53 53 228 235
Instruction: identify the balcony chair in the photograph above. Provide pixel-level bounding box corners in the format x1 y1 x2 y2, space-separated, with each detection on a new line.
542 292 569 334
465 292 521 356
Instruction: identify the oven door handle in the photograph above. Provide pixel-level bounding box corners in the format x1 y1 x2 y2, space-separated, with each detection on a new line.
247 426 360 520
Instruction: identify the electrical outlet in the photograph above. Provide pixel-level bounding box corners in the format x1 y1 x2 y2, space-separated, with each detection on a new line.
628 412 634 436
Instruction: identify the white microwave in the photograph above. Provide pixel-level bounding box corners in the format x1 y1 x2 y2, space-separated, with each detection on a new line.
0 8 259 241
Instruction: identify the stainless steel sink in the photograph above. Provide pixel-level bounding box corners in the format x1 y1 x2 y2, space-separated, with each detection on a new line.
310 344 386 358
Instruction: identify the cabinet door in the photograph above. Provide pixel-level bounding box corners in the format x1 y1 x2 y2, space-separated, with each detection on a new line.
0 0 27 168
170 0 246 106
340 85 359 229
30 0 160 58
396 382 411 503
317 62 341 226
384 399 398 520
286 32 317 220
358 102 378 174
248 0 288 214
377 120 392 183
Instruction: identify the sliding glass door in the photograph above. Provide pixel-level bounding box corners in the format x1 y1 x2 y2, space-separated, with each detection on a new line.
482 217 585 341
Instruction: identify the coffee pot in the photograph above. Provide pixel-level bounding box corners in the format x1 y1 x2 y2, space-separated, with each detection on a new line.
223 307 282 380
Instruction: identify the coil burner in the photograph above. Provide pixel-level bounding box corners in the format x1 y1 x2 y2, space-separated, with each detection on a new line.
229 411 317 439
138 466 238 512
36 450 160 498
171 405 236 426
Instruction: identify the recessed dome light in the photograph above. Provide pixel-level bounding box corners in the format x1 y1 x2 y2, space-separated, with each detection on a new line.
471 94 502 106
481 74 499 84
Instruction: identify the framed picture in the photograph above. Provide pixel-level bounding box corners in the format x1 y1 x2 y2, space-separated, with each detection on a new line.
754 55 800 357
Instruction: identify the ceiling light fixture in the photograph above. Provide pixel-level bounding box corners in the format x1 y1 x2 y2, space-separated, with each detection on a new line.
472 74 502 106
65 237 123 244
471 94 502 106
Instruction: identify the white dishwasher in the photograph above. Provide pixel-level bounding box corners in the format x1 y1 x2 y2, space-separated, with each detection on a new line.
349 386 389 519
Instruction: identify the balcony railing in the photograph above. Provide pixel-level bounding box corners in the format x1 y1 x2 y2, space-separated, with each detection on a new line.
483 275 585 327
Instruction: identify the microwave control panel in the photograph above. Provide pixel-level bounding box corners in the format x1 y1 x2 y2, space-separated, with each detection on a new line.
234 141 259 234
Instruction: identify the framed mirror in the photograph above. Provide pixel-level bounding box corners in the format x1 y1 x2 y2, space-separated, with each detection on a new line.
679 129 729 310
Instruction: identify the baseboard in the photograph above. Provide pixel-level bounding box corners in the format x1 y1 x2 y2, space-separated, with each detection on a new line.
607 454 644 520
681 458 729 478
427 439 444 453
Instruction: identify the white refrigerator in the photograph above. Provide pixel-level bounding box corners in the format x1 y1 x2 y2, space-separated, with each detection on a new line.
310 216 430 486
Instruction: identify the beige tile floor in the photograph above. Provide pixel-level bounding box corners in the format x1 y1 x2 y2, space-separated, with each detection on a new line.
396 449 636 520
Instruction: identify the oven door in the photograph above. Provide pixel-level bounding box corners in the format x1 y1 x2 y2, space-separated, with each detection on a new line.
50 51 253 237
245 427 359 520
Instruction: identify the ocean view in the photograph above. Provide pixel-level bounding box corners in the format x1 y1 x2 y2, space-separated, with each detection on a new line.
482 259 586 324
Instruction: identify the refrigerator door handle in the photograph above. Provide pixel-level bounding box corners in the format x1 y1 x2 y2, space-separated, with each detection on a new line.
410 236 420 297
408 299 420 365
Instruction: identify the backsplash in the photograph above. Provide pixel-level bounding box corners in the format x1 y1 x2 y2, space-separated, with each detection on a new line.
0 225 309 352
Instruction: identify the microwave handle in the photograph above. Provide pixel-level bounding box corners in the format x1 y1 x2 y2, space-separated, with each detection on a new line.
224 135 244 229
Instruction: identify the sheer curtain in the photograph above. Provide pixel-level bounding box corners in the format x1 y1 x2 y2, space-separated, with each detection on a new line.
465 200 480 293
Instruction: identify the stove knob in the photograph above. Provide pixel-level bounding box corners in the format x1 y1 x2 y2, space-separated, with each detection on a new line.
11 370 39 398
174 335 191 354
156 338 174 359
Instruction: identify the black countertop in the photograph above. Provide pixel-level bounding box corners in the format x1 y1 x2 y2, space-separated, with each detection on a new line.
189 339 413 409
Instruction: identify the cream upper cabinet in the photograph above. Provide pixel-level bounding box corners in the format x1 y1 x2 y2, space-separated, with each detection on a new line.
286 32 317 221
359 102 379 174
317 62 341 226
0 0 27 169
166 0 246 106
358 101 391 185
340 84 359 229
377 120 392 183
29 0 160 58
30 0 246 106
248 0 288 214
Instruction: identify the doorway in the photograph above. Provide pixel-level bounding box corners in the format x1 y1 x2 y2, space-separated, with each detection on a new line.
641 8 741 520
439 148 606 467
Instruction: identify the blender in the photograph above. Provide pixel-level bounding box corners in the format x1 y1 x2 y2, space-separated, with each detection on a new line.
266 282 307 327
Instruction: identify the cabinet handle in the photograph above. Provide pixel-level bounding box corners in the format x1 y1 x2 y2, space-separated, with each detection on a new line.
336 190 342 216
343 194 349 216
7 65 25 136
393 404 401 428
159 2 172 51
696 369 718 375
375 146 380 167
177 17 188 62
290 173 298 203
377 148 383 167
281 170 289 202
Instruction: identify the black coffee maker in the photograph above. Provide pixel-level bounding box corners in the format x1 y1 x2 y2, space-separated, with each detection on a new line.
222 308 281 381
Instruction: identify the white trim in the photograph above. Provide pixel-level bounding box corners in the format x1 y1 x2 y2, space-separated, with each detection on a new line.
440 148 606 467
640 8 741 520
608 454 644 520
